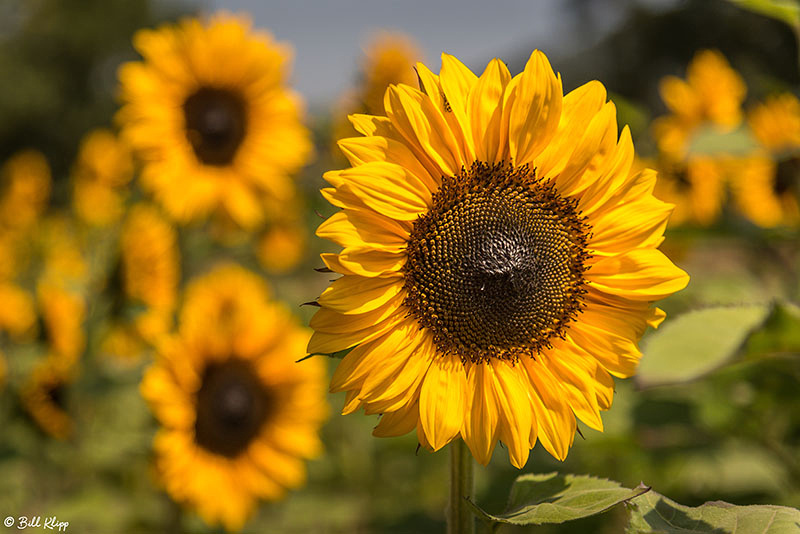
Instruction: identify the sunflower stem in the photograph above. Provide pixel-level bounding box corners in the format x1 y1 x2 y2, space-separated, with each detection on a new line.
447 439 475 534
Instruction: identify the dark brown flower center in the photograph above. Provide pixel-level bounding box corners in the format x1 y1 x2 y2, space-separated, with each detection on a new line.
194 359 272 458
46 383 67 409
183 87 247 166
403 162 590 363
774 157 800 196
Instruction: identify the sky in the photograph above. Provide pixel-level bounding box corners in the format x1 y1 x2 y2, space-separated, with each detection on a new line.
186 0 674 110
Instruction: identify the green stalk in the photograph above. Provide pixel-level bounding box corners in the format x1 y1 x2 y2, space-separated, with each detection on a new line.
447 439 475 534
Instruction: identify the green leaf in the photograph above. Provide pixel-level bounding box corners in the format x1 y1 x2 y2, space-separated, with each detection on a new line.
687 125 760 156
627 491 800 533
466 472 650 526
637 304 772 387
728 0 800 28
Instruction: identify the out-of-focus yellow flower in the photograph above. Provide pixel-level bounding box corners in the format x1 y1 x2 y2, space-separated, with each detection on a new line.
34 217 88 364
71 129 134 227
73 128 134 188
120 204 179 344
749 93 800 154
257 222 306 274
652 50 746 160
38 216 88 285
725 94 800 228
653 156 727 227
0 150 51 232
117 13 312 229
100 323 147 360
37 282 86 364
21 357 75 440
141 264 328 531
360 33 422 116
333 32 422 153
0 282 37 340
729 154 800 228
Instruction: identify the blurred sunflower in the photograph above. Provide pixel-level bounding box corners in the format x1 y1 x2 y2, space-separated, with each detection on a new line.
652 156 727 227
117 13 312 229
333 33 422 154
37 283 86 364
21 358 75 440
119 203 179 344
0 282 37 340
728 94 800 227
35 217 88 364
141 264 328 531
652 50 746 160
257 220 307 274
72 128 134 227
311 51 688 468
0 150 51 233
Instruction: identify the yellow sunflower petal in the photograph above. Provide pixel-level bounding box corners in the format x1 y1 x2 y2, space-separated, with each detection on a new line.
587 249 690 301
507 50 562 166
468 58 512 162
419 353 468 451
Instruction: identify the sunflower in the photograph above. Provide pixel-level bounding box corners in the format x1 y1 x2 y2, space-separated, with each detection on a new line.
310 51 689 468
117 13 312 229
652 50 746 160
119 203 179 344
140 264 328 531
37 282 86 364
35 217 88 363
0 282 37 340
651 156 727 227
72 128 134 227
727 94 800 227
257 221 307 274
0 150 51 233
21 357 75 440
333 33 422 155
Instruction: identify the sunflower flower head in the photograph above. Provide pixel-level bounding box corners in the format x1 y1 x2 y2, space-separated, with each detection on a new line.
311 51 689 468
117 12 312 229
71 128 134 227
359 33 423 117
119 203 179 343
652 156 727 227
141 263 328 531
332 32 422 153
652 50 746 160
0 150 51 233
21 357 76 440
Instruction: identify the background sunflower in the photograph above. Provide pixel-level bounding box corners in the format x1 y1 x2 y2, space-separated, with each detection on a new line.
117 13 312 230
141 264 328 531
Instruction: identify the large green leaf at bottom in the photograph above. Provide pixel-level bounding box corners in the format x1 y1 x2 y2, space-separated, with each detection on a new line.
627 491 800 533
466 472 649 525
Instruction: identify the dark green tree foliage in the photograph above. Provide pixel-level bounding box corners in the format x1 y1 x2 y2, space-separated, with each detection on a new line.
0 0 186 194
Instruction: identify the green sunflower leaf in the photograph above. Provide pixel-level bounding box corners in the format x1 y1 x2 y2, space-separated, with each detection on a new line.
687 124 760 156
465 472 650 526
626 490 800 533
637 303 773 388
